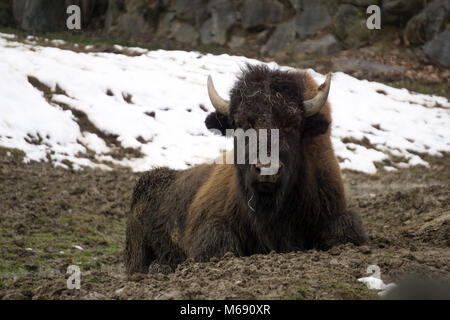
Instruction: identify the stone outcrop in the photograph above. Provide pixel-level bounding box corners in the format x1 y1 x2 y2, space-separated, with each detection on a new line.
12 0 67 32
0 0 13 27
334 3 373 48
12 0 108 32
423 29 450 68
8 0 450 69
403 0 450 45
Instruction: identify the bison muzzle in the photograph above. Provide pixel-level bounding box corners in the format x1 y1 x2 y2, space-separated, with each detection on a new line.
125 65 367 275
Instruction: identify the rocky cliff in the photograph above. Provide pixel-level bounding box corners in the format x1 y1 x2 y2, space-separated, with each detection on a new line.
1 0 449 67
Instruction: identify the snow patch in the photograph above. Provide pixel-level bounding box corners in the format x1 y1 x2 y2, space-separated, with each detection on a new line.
358 276 397 296
0 34 449 173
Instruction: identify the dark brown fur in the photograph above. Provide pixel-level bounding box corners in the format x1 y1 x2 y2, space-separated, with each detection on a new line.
125 65 367 275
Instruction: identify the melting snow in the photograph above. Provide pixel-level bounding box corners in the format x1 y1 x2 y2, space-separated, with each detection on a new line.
358 276 397 296
0 33 449 173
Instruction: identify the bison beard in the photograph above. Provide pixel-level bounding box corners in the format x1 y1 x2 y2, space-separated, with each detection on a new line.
125 65 368 275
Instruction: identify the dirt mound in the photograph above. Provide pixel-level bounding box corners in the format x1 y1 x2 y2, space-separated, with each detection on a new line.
0 147 449 300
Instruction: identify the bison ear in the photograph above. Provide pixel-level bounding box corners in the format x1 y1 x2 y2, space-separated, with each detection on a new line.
205 111 233 136
302 113 330 137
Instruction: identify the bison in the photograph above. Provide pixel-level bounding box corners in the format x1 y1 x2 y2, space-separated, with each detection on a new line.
125 64 367 275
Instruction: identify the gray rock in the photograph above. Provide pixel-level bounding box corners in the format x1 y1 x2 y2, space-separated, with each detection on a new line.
241 0 283 29
333 59 405 74
382 0 424 25
118 12 149 37
290 34 341 59
199 0 236 45
200 18 214 45
118 0 171 37
104 0 120 33
123 0 161 29
74 0 101 28
0 0 13 27
337 0 380 6
209 0 236 45
423 29 450 68
228 35 246 49
288 0 301 11
156 12 175 37
194 7 209 30
256 29 270 41
160 0 171 8
171 0 207 22
262 19 296 56
292 0 332 39
404 0 450 45
13 0 66 32
200 0 236 45
13 0 101 31
171 21 198 44
334 4 372 47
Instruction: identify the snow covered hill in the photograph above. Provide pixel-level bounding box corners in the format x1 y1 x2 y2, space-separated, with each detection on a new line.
0 32 449 174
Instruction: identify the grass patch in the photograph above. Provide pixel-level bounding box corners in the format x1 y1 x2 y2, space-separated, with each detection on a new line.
83 276 100 284
424 172 450 181
0 27 161 52
0 260 26 278
384 80 450 100
0 205 125 276
0 147 26 161
286 270 378 300
288 283 321 300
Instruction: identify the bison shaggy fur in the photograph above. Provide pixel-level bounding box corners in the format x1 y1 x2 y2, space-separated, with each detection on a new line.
125 65 367 275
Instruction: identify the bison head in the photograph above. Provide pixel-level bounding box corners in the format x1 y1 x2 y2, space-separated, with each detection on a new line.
205 65 331 211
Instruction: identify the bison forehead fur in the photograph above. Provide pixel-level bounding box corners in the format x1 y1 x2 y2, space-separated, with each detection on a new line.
230 64 308 128
125 66 368 275
206 64 331 136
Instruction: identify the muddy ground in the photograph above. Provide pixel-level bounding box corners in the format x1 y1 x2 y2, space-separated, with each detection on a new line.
0 146 449 300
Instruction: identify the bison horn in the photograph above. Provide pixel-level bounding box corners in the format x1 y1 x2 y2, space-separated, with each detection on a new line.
207 75 230 116
304 73 332 117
